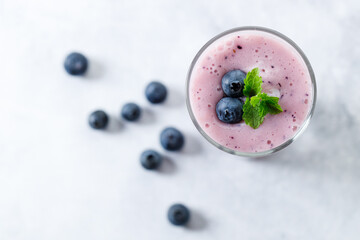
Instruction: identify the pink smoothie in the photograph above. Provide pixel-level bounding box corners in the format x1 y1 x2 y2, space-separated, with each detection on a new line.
188 29 313 153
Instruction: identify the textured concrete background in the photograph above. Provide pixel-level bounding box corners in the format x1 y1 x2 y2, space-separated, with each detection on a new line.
0 0 359 239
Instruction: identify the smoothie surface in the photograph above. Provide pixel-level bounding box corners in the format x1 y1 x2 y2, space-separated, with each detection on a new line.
189 30 313 153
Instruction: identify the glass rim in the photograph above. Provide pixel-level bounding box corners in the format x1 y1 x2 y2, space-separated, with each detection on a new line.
186 26 317 158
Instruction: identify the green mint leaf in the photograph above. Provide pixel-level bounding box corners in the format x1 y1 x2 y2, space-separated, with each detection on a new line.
241 68 283 129
243 68 263 97
249 94 262 107
251 93 283 115
264 98 283 115
242 98 265 129
243 93 283 129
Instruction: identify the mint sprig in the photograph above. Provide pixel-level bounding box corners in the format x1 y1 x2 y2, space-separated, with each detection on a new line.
242 68 283 129
243 68 263 97
243 98 265 129
250 93 283 115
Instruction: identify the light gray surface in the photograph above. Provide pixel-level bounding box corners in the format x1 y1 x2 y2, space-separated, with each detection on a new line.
0 0 360 239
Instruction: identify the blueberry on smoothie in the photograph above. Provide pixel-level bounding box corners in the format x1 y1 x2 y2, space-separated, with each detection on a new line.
64 52 88 75
145 81 167 104
221 70 246 97
167 204 190 226
216 97 243 123
121 103 141 121
88 110 109 129
160 127 184 151
140 150 162 170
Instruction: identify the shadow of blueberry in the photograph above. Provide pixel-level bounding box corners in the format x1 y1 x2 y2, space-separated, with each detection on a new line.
182 134 203 155
186 209 207 231
84 59 105 80
138 107 156 125
105 115 124 133
158 156 177 174
164 88 185 108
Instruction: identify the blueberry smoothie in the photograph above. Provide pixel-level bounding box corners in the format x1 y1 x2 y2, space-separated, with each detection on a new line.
187 27 316 156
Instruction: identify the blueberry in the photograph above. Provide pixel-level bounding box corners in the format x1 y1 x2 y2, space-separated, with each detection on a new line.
221 70 246 97
64 52 88 75
88 110 109 129
167 204 190 226
121 103 141 121
140 150 162 170
216 97 243 123
145 81 167 104
160 127 184 151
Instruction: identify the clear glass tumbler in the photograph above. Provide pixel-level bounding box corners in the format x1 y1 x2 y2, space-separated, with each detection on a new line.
186 26 317 157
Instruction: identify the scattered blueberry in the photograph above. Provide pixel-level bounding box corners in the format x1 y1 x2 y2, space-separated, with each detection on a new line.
121 103 141 121
64 52 88 75
221 70 246 97
145 81 167 104
160 127 185 151
88 110 109 129
140 150 162 170
216 97 243 123
167 204 190 226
